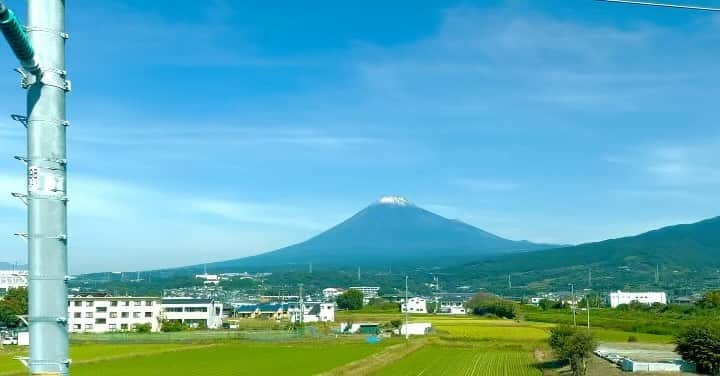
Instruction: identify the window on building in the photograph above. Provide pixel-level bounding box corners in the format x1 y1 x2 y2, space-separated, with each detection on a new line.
134 301 142 306
121 312 129 318
165 307 183 313
85 312 93 319
109 312 118 318
96 307 107 313
108 324 117 331
85 324 93 330
133 312 141 318
145 300 153 306
184 307 207 313
120 323 128 330
86 301 93 307
73 312 81 318
73 324 81 330
74 301 81 307
95 318 106 324
122 301 130 307
145 312 153 318
110 301 118 307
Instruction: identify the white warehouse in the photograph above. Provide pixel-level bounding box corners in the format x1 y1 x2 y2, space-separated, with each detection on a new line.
68 295 162 333
401 297 427 314
609 291 667 308
161 297 223 329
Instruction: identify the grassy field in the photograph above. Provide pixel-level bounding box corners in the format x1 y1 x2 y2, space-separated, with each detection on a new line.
373 345 541 376
0 341 393 376
0 312 676 375
0 343 213 375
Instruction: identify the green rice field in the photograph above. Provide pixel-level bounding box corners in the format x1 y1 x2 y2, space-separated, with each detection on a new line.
373 345 541 376
0 313 672 375
0 341 390 376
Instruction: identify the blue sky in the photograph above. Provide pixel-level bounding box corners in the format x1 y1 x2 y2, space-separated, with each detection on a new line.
1 0 719 273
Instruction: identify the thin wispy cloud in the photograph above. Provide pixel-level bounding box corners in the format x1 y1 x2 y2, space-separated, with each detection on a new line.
608 141 720 187
453 178 520 192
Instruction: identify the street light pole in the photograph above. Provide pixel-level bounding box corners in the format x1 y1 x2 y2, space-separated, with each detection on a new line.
0 1 70 375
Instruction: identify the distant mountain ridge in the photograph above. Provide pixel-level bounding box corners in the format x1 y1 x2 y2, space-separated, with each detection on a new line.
452 217 720 274
207 196 559 269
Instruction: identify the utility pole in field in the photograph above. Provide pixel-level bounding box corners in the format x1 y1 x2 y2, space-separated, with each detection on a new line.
568 283 576 327
404 275 409 340
0 1 70 374
584 289 592 331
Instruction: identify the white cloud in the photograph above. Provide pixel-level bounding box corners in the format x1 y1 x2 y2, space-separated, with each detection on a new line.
608 141 720 186
189 198 325 230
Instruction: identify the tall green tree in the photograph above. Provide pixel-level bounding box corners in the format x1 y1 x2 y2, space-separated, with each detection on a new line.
697 290 720 309
0 287 28 327
549 325 597 376
466 293 517 319
676 322 720 375
336 290 363 310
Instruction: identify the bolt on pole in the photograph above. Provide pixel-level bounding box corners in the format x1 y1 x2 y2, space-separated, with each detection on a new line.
0 0 70 374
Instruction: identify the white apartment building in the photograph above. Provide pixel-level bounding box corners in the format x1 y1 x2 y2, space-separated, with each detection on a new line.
401 297 428 314
322 288 345 301
438 302 467 315
68 295 161 333
0 270 28 295
161 298 223 329
288 302 335 323
609 291 667 308
195 273 220 285
349 286 380 304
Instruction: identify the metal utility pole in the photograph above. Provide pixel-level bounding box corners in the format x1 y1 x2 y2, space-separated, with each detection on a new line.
298 283 304 328
568 283 576 326
0 1 69 375
404 275 409 340
584 289 592 331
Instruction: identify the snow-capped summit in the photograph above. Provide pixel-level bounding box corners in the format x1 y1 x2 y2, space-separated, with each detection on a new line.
377 195 411 206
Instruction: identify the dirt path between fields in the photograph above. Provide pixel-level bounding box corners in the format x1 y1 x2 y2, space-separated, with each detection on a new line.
320 339 428 375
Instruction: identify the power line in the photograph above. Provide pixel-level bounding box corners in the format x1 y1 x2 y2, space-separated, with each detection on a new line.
595 0 720 12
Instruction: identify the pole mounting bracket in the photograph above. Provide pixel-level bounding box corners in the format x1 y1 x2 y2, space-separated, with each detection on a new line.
23 26 69 40
27 118 70 127
11 193 28 206
14 155 67 165
10 114 27 128
13 233 67 241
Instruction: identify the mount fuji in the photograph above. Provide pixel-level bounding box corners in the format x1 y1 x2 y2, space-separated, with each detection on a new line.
206 196 559 269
